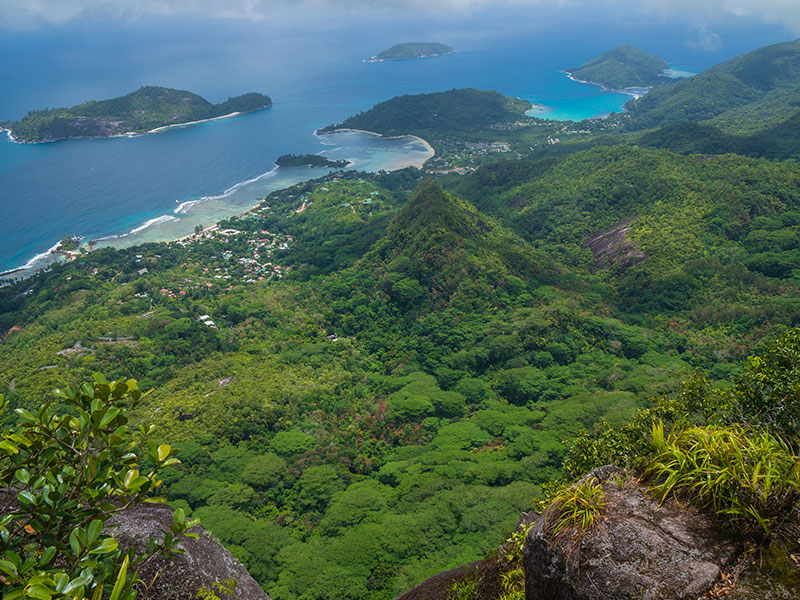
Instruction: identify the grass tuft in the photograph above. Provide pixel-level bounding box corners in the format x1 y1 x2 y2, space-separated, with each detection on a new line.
646 422 800 537
541 476 606 572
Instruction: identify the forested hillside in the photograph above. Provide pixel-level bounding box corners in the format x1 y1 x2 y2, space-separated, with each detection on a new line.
3 86 272 142
320 89 532 137
566 44 669 89
4 37 800 600
2 138 800 598
625 38 800 133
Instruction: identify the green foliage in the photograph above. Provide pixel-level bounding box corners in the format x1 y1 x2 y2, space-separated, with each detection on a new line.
498 568 524 600
322 89 531 137
196 578 237 600
275 155 349 169
370 43 455 61
8 87 272 142
447 568 479 600
626 39 800 132
540 477 605 571
725 328 800 440
567 44 669 89
646 423 800 536
0 375 195 600
2 156 798 599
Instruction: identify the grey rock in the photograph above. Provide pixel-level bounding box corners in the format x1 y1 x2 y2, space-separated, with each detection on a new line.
1 489 269 600
523 466 740 600
108 503 270 600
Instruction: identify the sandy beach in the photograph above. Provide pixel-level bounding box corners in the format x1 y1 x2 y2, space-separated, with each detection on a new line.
563 71 651 99
146 111 242 134
317 128 435 168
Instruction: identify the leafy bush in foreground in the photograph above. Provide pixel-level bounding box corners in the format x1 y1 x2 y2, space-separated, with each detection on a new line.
0 376 194 600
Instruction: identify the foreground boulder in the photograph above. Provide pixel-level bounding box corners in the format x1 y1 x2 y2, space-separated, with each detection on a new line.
109 503 270 600
523 466 740 600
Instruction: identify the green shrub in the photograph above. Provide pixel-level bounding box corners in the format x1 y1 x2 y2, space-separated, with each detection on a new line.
0 375 195 600
540 477 606 572
646 422 800 536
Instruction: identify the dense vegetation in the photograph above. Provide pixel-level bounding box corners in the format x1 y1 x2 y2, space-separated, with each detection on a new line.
320 89 532 137
3 135 800 598
3 37 800 600
276 154 350 169
366 42 455 62
566 44 669 89
626 39 800 133
0 375 194 600
3 87 272 143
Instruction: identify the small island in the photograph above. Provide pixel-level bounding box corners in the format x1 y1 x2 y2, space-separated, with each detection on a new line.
275 154 350 168
1 86 272 143
565 44 669 90
365 42 455 63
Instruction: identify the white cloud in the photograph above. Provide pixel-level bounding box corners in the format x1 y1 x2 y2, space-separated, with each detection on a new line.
687 24 724 51
2 0 800 32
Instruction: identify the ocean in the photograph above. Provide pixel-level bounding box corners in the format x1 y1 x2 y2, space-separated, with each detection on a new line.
0 7 790 276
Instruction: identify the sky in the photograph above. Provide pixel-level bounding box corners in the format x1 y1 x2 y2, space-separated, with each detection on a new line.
2 0 800 36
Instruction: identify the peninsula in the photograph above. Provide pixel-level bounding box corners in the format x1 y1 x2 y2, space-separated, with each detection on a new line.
275 154 350 168
1 86 272 143
566 44 669 90
365 42 455 62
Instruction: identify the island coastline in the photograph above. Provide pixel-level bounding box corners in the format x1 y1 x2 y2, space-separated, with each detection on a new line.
2 127 433 284
563 71 651 99
363 51 455 63
315 127 435 168
2 105 270 145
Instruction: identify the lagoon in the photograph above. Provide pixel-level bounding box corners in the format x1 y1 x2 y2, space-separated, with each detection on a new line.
0 10 788 275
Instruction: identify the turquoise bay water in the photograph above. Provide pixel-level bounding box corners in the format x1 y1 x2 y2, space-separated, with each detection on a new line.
0 12 790 276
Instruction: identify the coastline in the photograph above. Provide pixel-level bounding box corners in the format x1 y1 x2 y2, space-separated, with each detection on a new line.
1 105 270 145
2 127 431 283
563 71 651 99
363 51 456 63
315 128 435 168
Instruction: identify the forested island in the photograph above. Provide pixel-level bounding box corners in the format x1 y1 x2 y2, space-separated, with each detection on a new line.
1 86 272 143
320 88 532 137
566 44 669 90
275 154 351 168
4 38 800 600
365 42 455 62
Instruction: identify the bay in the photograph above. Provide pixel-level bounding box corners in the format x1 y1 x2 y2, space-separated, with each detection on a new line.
0 9 789 276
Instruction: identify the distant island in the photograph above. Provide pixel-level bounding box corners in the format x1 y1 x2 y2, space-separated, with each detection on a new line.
565 44 669 90
1 86 272 143
365 42 455 63
275 154 350 168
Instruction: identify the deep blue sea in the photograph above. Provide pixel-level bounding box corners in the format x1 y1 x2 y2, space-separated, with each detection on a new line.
0 7 791 276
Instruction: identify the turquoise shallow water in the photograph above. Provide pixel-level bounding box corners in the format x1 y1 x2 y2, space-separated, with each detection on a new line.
0 12 789 276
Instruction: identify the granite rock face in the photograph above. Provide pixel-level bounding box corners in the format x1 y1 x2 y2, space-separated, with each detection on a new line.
523 466 740 600
393 512 537 600
108 503 270 600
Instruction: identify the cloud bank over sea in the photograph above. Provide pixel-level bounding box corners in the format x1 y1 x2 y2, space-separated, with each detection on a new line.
3 0 800 34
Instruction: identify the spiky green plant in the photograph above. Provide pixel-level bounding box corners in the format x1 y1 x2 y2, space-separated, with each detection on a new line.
498 568 525 600
646 422 800 536
540 477 606 571
448 568 479 600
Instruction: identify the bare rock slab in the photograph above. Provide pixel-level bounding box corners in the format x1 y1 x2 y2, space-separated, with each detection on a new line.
109 503 270 600
523 467 740 600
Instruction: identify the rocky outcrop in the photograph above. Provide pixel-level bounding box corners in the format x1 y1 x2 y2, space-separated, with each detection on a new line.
523 466 740 600
393 512 537 600
109 503 270 600
393 558 499 600
582 218 646 272
1 489 269 600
